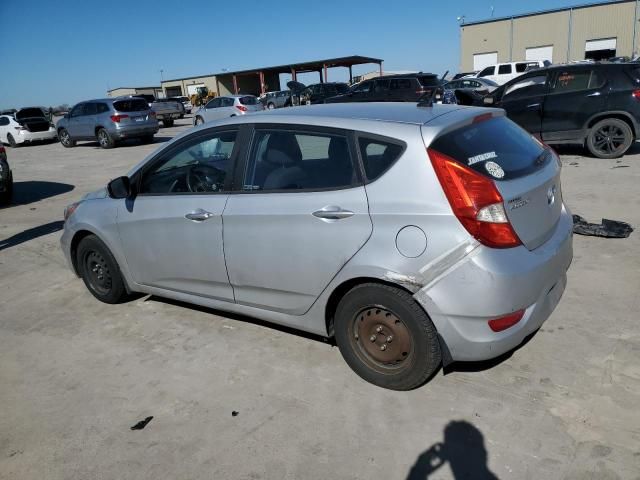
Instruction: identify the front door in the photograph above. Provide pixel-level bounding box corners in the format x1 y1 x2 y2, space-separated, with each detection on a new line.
66 103 86 138
497 72 549 137
541 67 608 142
116 128 240 301
223 126 372 315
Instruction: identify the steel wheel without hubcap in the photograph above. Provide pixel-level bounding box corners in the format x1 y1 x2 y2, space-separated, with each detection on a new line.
84 250 112 296
350 306 413 372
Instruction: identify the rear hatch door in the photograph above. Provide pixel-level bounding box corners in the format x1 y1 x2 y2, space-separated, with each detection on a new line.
113 99 155 125
429 113 562 250
15 107 50 132
238 95 263 112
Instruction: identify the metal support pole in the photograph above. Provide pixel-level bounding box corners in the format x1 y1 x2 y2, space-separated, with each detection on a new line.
379 61 383 77
567 8 573 62
233 75 238 94
291 68 297 81
259 71 265 94
509 17 514 62
349 65 353 83
319 70 323 83
323 64 328 82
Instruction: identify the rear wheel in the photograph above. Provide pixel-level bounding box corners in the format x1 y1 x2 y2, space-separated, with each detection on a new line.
162 119 174 128
586 118 633 159
59 128 75 148
0 172 13 205
77 235 128 304
7 134 18 148
97 128 115 149
334 283 441 390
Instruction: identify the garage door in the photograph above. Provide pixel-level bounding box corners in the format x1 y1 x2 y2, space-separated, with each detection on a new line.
165 86 183 97
526 46 553 63
473 52 498 71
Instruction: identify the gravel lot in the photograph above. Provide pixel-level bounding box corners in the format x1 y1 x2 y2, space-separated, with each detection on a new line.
1 116 639 480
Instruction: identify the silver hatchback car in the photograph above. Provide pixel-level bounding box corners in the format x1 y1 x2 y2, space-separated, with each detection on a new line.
193 95 263 125
56 97 159 149
61 103 572 390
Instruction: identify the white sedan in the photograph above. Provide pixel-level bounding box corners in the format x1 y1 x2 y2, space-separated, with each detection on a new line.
0 108 57 147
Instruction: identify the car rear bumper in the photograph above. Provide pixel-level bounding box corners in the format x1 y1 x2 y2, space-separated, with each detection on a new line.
414 205 573 362
112 125 159 139
16 129 58 143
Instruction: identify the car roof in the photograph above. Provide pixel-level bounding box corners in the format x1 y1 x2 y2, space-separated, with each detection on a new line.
249 102 477 125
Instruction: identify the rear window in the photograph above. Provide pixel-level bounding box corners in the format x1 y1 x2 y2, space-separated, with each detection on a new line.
358 136 405 181
418 75 440 87
429 116 548 180
239 96 258 105
113 100 149 112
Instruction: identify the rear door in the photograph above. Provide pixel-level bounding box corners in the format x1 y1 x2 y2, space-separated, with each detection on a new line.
541 67 608 142
223 125 372 315
81 102 98 138
496 72 549 137
429 114 562 250
388 78 412 101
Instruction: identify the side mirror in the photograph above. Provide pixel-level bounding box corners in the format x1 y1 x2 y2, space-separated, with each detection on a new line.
64 113 70 119
483 96 494 105
107 176 132 199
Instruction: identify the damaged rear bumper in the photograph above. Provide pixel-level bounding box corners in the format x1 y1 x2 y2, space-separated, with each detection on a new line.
413 206 573 363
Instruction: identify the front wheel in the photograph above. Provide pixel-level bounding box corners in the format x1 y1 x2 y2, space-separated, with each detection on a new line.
0 172 13 205
59 128 75 148
586 118 633 159
334 283 441 390
77 235 129 304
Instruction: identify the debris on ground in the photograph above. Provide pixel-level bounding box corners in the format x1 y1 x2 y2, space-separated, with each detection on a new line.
130 416 153 430
611 165 630 169
569 162 579 166
232 411 239 417
572 215 634 238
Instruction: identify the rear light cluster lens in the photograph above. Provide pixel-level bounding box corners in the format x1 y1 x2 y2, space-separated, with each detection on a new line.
632 89 640 100
110 114 129 123
428 148 521 248
488 309 525 332
236 105 247 112
149 111 156 117
64 202 80 221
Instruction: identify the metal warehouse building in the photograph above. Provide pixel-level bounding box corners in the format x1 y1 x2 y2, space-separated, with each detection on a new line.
460 0 640 71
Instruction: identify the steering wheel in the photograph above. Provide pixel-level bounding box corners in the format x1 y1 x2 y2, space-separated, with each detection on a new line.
186 164 224 192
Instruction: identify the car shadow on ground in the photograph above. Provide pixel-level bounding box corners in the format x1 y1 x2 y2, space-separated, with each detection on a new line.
554 142 640 157
8 181 74 206
74 136 174 149
145 296 335 346
0 220 64 251
406 420 498 479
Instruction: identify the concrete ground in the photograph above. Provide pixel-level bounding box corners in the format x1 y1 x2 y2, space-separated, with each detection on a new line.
0 117 639 480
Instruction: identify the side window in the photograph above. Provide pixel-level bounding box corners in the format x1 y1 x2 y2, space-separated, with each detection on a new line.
374 79 390 92
515 63 528 73
140 130 237 194
390 79 411 89
358 137 405 182
478 66 495 77
243 130 356 191
498 64 512 75
222 97 234 107
0 117 9 126
96 103 109 114
503 74 547 100
353 81 372 93
461 80 473 88
552 70 602 93
70 104 85 117
84 103 98 115
205 98 219 109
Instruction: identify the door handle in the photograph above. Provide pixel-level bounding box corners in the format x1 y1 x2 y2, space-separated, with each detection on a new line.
185 208 215 222
526 103 541 110
312 206 354 220
587 91 601 97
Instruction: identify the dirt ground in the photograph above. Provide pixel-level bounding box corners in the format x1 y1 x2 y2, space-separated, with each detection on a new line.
1 117 638 480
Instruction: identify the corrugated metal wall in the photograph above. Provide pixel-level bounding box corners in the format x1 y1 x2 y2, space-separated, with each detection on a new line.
460 1 638 71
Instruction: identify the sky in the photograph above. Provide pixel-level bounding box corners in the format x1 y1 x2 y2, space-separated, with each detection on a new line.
0 0 613 108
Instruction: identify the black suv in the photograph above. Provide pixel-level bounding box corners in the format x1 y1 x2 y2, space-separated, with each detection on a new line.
324 73 441 104
288 82 350 105
481 63 640 158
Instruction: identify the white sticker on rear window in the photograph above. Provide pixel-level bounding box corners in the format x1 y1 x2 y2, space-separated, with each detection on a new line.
468 151 497 165
485 161 505 179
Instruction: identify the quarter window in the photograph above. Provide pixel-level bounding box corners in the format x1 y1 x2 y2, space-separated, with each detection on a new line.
498 64 512 75
0 117 9 126
140 130 237 194
243 130 356 191
358 137 404 181
96 103 109 114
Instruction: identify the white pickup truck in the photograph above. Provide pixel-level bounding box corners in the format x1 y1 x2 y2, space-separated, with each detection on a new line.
135 95 183 127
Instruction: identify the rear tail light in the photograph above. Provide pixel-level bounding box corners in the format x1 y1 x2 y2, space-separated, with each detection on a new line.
236 105 247 112
428 148 521 248
472 112 494 124
110 114 129 123
149 111 156 117
14 126 26 131
632 89 640 100
488 310 525 332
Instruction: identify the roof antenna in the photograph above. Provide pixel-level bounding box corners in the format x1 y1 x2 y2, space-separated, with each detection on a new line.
417 70 448 107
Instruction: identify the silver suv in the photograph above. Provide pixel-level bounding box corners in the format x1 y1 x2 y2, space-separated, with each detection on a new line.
56 98 159 149
61 103 573 390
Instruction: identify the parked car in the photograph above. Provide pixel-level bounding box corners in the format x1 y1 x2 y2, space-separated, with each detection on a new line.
147 97 182 127
287 81 350 105
452 71 478 80
261 90 292 109
193 95 263 125
324 73 441 103
441 78 499 104
470 60 549 85
61 103 572 390
170 96 193 114
56 98 159 149
0 108 57 147
0 145 12 205
480 62 640 158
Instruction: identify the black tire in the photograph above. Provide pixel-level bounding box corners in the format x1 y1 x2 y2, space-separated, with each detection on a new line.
267 102 275 110
97 128 115 149
77 235 128 304
179 114 185 119
58 128 75 148
195 116 205 126
586 118 633 159
0 172 13 206
140 134 154 144
162 119 174 128
7 134 18 148
334 283 441 390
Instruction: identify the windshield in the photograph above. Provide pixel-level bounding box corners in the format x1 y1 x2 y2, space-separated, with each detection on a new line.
239 96 258 105
335 84 349 94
